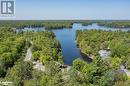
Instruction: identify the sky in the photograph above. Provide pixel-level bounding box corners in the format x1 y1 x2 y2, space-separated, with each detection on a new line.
0 0 130 20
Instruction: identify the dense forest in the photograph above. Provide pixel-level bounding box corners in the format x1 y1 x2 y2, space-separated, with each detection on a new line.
0 20 91 29
0 28 63 85
3 58 130 86
0 20 73 29
97 21 130 28
0 27 27 78
76 30 130 85
76 30 130 69
0 21 130 86
0 20 130 29
23 31 63 63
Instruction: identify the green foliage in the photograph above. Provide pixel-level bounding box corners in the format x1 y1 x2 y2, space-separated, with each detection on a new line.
72 59 86 71
0 28 26 77
106 57 122 70
40 62 63 86
0 27 63 85
98 71 115 86
5 61 33 86
1 21 130 86
72 57 128 86
64 69 89 86
98 21 130 28
0 20 73 29
73 58 104 84
24 31 63 64
76 30 130 69
126 58 130 70
109 40 130 58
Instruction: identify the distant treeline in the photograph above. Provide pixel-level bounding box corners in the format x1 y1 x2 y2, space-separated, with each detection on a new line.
0 20 72 29
0 20 130 29
97 21 130 28
0 20 95 29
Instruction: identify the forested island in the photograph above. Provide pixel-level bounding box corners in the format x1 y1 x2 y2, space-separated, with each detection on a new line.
0 20 130 86
97 21 130 28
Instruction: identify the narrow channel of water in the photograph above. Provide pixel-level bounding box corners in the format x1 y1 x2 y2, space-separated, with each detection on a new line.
16 23 130 65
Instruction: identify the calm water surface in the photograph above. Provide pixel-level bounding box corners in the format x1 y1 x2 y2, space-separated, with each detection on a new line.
17 23 130 65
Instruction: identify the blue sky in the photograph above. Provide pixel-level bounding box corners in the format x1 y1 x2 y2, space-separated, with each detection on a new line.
1 0 130 20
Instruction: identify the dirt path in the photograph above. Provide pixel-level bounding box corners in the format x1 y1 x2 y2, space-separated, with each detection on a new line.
24 47 45 71
24 48 70 72
24 48 32 62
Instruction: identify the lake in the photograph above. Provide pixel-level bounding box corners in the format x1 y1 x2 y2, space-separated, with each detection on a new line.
17 23 130 65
